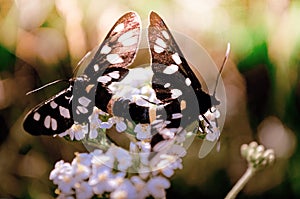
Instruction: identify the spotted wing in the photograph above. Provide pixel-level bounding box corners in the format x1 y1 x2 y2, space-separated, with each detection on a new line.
23 86 74 136
67 12 141 124
80 12 141 114
23 12 141 136
149 12 219 126
148 12 220 149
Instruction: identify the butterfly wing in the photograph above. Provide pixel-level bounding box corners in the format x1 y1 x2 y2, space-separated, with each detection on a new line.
23 86 74 135
148 12 219 148
82 12 141 113
84 12 141 80
23 12 141 135
149 12 211 127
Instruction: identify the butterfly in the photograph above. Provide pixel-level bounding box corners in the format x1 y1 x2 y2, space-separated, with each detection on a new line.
23 11 225 153
23 12 141 135
147 12 221 147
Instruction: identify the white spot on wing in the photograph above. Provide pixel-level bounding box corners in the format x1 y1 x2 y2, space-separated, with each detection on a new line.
78 96 91 107
155 38 166 48
172 53 182 65
164 83 171 88
97 75 111 83
50 101 58 109
154 45 164 53
33 112 40 121
107 54 124 64
171 89 183 99
118 30 134 43
121 36 138 46
93 64 99 72
51 118 57 131
172 113 183 119
113 23 124 32
162 30 170 39
44 115 51 129
100 45 112 54
77 106 88 114
163 64 178 74
59 106 70 118
185 78 191 86
108 71 120 79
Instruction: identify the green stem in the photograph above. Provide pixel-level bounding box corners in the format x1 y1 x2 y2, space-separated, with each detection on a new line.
225 166 256 199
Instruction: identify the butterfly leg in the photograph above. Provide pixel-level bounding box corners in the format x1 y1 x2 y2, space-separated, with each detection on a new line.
199 114 214 134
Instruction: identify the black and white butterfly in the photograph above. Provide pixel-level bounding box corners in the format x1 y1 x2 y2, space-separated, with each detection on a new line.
23 11 224 152
23 12 141 135
147 12 221 148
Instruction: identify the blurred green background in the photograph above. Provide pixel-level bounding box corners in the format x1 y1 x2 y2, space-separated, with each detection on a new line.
1 0 300 198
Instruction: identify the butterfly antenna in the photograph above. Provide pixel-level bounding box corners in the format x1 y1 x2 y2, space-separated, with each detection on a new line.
213 42 230 97
26 79 69 95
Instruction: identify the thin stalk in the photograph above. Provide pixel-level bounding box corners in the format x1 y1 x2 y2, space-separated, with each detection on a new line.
225 166 256 199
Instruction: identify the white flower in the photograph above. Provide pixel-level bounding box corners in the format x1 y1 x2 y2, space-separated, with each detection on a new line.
91 150 114 171
131 176 149 199
91 149 103 157
147 176 170 198
73 152 92 166
135 141 151 153
153 154 183 178
57 193 74 199
107 172 126 190
53 164 75 194
100 118 114 129
74 181 94 199
167 145 187 158
139 152 150 166
116 148 133 171
101 116 127 132
59 123 89 140
49 161 75 195
110 179 137 199
106 146 132 171
205 121 220 142
114 117 127 132
108 81 140 99
88 164 114 194
71 153 91 181
49 160 72 185
138 166 150 180
134 123 152 141
139 85 159 105
88 109 103 139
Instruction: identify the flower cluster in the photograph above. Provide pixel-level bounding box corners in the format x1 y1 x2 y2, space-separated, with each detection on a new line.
50 67 223 198
58 107 127 141
50 145 185 199
240 141 275 170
